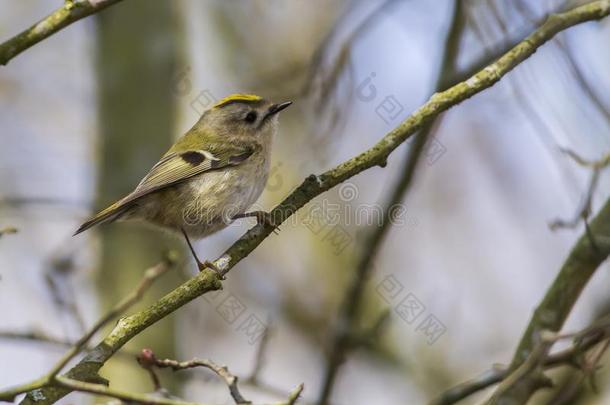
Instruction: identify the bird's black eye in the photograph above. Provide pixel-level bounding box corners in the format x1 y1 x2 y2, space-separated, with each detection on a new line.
245 111 257 123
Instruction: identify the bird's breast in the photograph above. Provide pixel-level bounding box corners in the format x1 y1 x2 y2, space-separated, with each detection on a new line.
180 155 269 230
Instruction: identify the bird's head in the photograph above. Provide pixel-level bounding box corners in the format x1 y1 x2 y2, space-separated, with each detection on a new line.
197 94 292 145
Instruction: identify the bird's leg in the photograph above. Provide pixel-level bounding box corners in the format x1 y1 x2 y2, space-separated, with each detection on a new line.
232 211 279 233
180 228 224 278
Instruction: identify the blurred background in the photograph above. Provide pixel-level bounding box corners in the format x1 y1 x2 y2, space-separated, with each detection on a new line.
1 0 610 404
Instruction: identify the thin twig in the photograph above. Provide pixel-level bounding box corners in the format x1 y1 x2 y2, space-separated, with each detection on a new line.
431 318 610 404
556 38 610 124
0 254 176 402
44 257 87 335
484 331 556 404
512 0 610 123
271 383 304 405
486 324 610 404
54 375 207 405
303 0 403 134
47 253 177 378
550 150 610 232
55 376 303 405
0 330 138 360
430 366 507 405
170 359 247 403
477 2 607 239
247 320 273 385
137 349 304 405
477 1 609 254
0 330 71 347
151 356 250 404
490 197 610 405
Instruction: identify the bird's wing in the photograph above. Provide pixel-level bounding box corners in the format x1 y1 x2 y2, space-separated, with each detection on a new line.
125 144 255 204
74 144 254 235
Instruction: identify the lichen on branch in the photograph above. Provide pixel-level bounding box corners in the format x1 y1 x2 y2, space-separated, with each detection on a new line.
10 1 610 404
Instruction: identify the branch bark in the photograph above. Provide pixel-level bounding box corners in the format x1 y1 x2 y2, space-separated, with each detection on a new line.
431 314 610 404
16 1 610 403
488 188 610 402
0 257 175 402
0 0 125 66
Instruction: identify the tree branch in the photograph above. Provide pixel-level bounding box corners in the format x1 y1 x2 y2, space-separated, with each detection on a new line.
246 320 273 385
16 1 610 403
134 348 303 405
54 375 207 405
0 330 74 348
0 256 175 402
550 149 610 231
0 0 125 66
488 195 610 402
485 331 556 404
48 254 176 378
431 315 610 404
138 350 251 405
317 1 465 402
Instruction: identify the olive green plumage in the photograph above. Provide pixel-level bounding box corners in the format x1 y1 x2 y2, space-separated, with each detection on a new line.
75 94 291 253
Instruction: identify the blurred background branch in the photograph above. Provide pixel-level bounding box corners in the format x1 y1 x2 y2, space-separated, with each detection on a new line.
317 2 465 403
0 255 175 403
487 190 610 402
433 285 610 404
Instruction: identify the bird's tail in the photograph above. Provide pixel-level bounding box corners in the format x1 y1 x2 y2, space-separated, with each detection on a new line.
74 201 129 235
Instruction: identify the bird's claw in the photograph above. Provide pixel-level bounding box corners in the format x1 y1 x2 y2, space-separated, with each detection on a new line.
198 260 225 279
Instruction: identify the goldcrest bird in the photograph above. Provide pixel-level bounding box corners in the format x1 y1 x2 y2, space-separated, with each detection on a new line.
75 94 291 272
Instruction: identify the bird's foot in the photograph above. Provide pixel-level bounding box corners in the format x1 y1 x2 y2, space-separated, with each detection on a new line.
198 260 225 280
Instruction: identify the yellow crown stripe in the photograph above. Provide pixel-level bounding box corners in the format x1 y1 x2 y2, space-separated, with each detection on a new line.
212 94 262 109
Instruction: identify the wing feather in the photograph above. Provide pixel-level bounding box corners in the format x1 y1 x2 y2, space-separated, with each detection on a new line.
127 150 218 202
74 146 254 235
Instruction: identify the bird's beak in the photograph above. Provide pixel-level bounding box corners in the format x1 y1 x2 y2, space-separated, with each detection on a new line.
266 101 292 118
